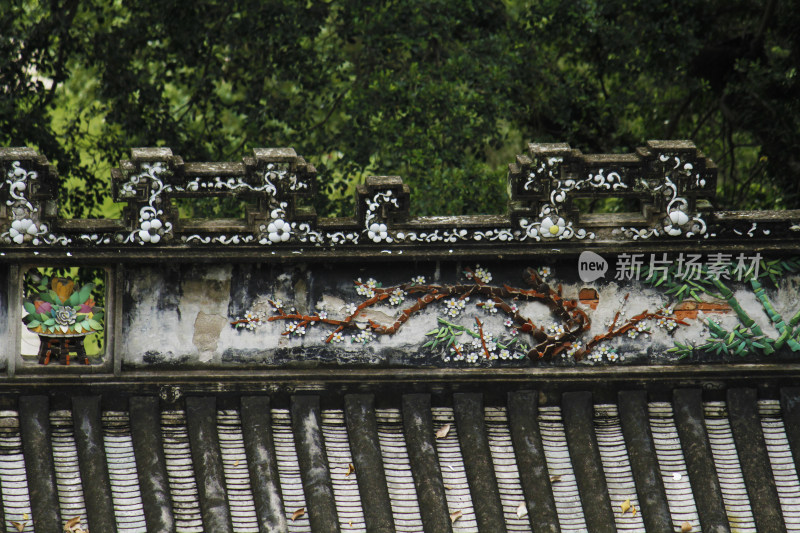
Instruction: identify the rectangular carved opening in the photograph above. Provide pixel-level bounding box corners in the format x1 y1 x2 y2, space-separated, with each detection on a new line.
20 266 107 365
572 196 642 214
172 196 256 221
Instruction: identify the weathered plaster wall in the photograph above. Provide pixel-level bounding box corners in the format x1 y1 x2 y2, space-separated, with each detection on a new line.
119 258 800 368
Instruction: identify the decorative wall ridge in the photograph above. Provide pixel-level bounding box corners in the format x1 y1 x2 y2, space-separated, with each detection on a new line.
1 142 797 257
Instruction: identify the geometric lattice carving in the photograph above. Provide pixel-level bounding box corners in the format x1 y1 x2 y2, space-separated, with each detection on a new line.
509 140 717 239
111 147 317 244
1 141 795 252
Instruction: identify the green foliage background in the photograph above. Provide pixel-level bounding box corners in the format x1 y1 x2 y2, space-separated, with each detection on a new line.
2 0 798 218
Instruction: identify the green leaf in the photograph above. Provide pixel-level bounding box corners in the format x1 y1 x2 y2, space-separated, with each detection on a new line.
44 318 55 326
67 291 81 307
423 340 434 348
74 322 83 333
38 292 55 304
87 319 103 330
27 319 41 328
77 283 94 304
23 301 36 314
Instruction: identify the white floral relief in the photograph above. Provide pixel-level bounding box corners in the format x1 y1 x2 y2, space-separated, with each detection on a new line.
620 154 709 240
363 190 398 243
1 161 71 246
118 162 174 245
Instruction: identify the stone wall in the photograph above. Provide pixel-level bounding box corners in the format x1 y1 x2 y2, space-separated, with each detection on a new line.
2 142 799 376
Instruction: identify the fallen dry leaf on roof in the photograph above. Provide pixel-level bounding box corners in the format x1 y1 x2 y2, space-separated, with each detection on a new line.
632 506 637 517
346 463 355 477
620 499 631 514
681 521 693 532
436 424 451 439
64 516 82 531
450 510 462 524
234 460 240 467
292 508 305 521
12 521 25 532
516 503 528 518
549 475 562 483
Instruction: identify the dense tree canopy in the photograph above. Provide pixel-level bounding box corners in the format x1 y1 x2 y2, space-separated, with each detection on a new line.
1 0 797 218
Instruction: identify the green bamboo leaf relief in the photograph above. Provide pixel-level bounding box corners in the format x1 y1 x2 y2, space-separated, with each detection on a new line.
426 329 439 336
423 340 434 348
